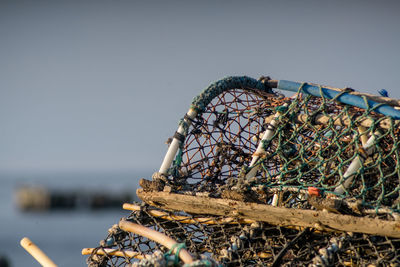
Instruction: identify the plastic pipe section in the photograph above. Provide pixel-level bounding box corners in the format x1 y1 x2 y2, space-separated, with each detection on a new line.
277 80 400 120
159 108 197 175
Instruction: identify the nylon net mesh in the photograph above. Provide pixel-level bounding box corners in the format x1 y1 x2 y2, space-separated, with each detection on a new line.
85 83 400 266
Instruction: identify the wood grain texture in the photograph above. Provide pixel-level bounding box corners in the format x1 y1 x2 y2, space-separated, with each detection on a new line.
137 189 400 238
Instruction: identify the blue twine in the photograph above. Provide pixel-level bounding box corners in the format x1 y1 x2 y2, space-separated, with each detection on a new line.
378 89 389 97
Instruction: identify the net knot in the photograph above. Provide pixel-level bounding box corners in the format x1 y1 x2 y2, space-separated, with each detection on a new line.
275 105 288 113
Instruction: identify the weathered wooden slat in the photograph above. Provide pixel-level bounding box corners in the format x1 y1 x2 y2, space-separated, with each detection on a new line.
137 189 400 238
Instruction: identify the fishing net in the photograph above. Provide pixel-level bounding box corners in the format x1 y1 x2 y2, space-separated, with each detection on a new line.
84 76 400 266
86 204 400 267
165 85 400 212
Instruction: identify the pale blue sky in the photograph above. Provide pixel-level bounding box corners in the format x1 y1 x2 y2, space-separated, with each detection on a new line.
1 0 399 172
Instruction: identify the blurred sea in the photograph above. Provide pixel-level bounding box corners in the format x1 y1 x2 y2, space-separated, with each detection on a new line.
0 170 146 266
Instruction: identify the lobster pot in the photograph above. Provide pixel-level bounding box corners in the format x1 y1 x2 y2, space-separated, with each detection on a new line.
84 76 400 266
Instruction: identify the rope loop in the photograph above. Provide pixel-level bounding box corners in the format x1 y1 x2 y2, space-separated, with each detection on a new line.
165 243 187 266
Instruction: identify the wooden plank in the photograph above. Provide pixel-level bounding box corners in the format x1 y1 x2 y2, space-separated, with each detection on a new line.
137 189 400 238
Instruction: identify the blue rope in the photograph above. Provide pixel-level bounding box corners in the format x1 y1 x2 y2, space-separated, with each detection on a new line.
191 76 273 114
